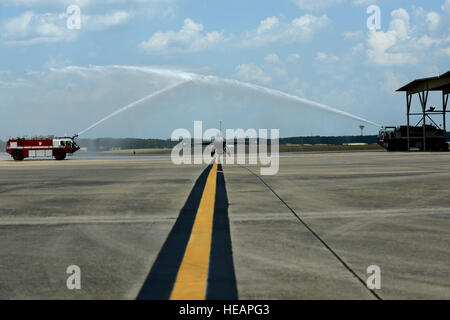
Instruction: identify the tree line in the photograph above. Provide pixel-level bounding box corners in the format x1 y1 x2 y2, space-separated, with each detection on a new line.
2 133 449 152
77 135 381 151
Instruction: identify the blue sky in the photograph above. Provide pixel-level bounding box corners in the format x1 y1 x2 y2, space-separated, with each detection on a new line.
0 0 449 139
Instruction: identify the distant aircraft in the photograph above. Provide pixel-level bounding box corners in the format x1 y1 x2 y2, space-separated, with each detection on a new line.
200 131 231 157
197 122 240 157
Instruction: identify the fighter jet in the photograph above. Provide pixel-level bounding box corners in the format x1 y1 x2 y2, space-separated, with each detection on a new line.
200 131 231 157
197 122 240 157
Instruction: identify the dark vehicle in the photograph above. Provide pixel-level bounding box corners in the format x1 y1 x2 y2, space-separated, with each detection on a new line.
378 125 448 151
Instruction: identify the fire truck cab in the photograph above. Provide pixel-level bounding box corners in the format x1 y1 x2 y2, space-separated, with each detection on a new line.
6 136 80 161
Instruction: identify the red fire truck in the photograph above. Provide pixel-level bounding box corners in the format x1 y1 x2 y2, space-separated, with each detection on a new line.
6 136 80 161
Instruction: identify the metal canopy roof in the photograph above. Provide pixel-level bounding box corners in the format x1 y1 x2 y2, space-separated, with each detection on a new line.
397 71 450 94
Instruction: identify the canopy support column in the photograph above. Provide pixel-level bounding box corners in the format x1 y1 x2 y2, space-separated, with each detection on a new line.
418 90 429 151
443 92 448 133
406 93 412 151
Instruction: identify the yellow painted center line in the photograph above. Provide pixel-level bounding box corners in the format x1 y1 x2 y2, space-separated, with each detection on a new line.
170 159 218 300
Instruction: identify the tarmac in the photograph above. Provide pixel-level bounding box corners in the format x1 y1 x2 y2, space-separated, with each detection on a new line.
0 151 449 299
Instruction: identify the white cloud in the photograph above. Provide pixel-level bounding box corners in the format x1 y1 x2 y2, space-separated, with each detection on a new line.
351 43 364 55
290 0 345 11
235 64 271 84
390 8 410 38
265 53 280 64
288 53 301 63
366 8 418 66
365 7 450 66
258 16 279 33
342 30 363 40
382 70 407 94
83 11 131 31
0 0 172 8
416 35 442 48
0 71 30 88
443 0 450 13
139 18 224 53
1 11 75 46
439 47 450 56
0 0 174 34
426 11 440 31
45 55 73 68
243 14 330 47
315 52 339 63
274 67 288 78
290 0 382 10
139 14 330 53
3 11 34 39
353 0 382 5
1 10 133 46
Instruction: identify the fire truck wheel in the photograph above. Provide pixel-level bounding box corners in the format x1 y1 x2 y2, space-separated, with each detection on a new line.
53 149 66 160
12 150 24 161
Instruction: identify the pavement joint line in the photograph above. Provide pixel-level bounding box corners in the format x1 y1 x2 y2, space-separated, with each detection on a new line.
265 170 450 176
0 216 179 226
170 158 218 300
213 169 450 176
238 164 383 301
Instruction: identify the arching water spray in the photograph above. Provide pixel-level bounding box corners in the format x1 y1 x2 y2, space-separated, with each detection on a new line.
55 65 380 135
77 80 191 136
199 76 381 127
92 65 380 127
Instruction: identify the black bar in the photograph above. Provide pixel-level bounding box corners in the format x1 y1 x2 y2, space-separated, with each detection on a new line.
1 300 447 319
